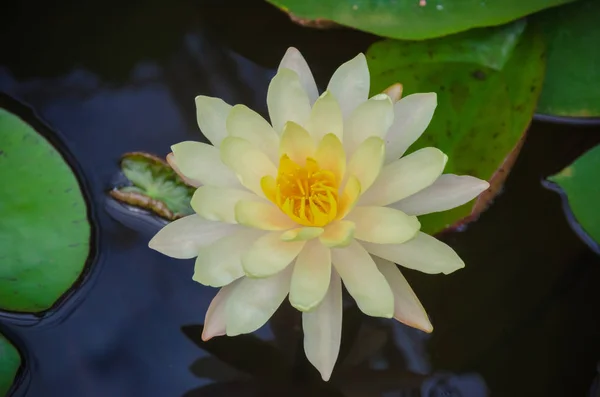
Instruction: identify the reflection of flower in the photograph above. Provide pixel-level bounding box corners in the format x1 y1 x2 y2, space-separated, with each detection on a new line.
149 47 489 381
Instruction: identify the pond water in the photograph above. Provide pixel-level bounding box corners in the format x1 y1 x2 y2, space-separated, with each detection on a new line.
1 1 600 396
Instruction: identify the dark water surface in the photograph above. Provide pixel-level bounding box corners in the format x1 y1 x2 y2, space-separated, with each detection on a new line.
1 1 600 396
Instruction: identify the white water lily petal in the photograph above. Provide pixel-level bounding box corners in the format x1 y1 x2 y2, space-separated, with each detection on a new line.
331 240 394 318
267 68 311 133
373 256 432 333
148 215 238 259
195 96 232 147
191 186 258 223
347 136 385 193
278 47 319 105
327 53 370 120
344 94 394 156
281 227 324 242
319 220 355 248
307 91 343 142
171 141 240 188
225 265 293 336
193 228 264 287
220 137 277 197
303 269 342 381
226 105 280 163
390 174 490 216
363 232 465 275
242 231 306 277
359 147 447 206
345 206 420 244
235 200 296 230
290 240 332 311
280 121 315 164
202 280 240 341
384 93 437 163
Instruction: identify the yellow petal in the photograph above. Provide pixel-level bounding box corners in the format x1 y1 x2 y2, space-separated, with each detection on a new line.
362 232 465 275
345 206 420 244
260 175 277 203
242 231 305 277
226 104 280 163
191 186 258 223
235 200 296 231
279 121 315 164
220 137 277 198
195 96 232 147
359 147 447 206
302 269 342 381
225 265 292 336
281 227 324 242
331 240 394 318
315 133 346 184
290 240 332 311
171 141 239 188
343 94 393 156
347 136 385 194
166 152 201 187
336 176 361 220
193 228 263 287
319 220 355 248
373 256 432 333
267 68 311 133
307 91 343 142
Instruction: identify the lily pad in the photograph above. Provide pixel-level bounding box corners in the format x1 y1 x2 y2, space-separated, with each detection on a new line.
0 333 20 396
0 107 91 312
110 152 195 221
546 144 600 249
535 0 600 117
367 21 546 235
266 0 574 40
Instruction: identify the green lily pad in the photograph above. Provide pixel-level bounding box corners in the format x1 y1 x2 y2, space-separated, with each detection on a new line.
266 0 575 40
0 333 20 396
110 152 195 221
547 144 600 247
535 0 600 117
367 21 545 235
0 107 91 312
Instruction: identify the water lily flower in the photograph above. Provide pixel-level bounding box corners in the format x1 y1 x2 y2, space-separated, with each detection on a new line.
149 47 489 381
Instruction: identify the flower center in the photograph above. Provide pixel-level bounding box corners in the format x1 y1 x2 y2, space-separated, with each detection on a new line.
272 155 339 227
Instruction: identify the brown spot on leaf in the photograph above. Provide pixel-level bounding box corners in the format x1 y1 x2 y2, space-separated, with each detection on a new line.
472 70 486 81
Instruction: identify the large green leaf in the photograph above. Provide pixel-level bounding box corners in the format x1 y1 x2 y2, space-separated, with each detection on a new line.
0 107 91 312
367 21 546 235
535 0 600 117
547 144 600 247
266 0 575 40
0 333 20 396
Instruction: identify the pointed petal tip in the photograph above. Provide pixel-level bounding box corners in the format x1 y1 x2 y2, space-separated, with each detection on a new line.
284 46 300 56
201 329 224 342
371 93 393 103
291 300 320 312
320 370 333 382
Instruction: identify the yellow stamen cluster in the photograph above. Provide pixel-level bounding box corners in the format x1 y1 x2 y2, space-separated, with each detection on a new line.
265 155 339 227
